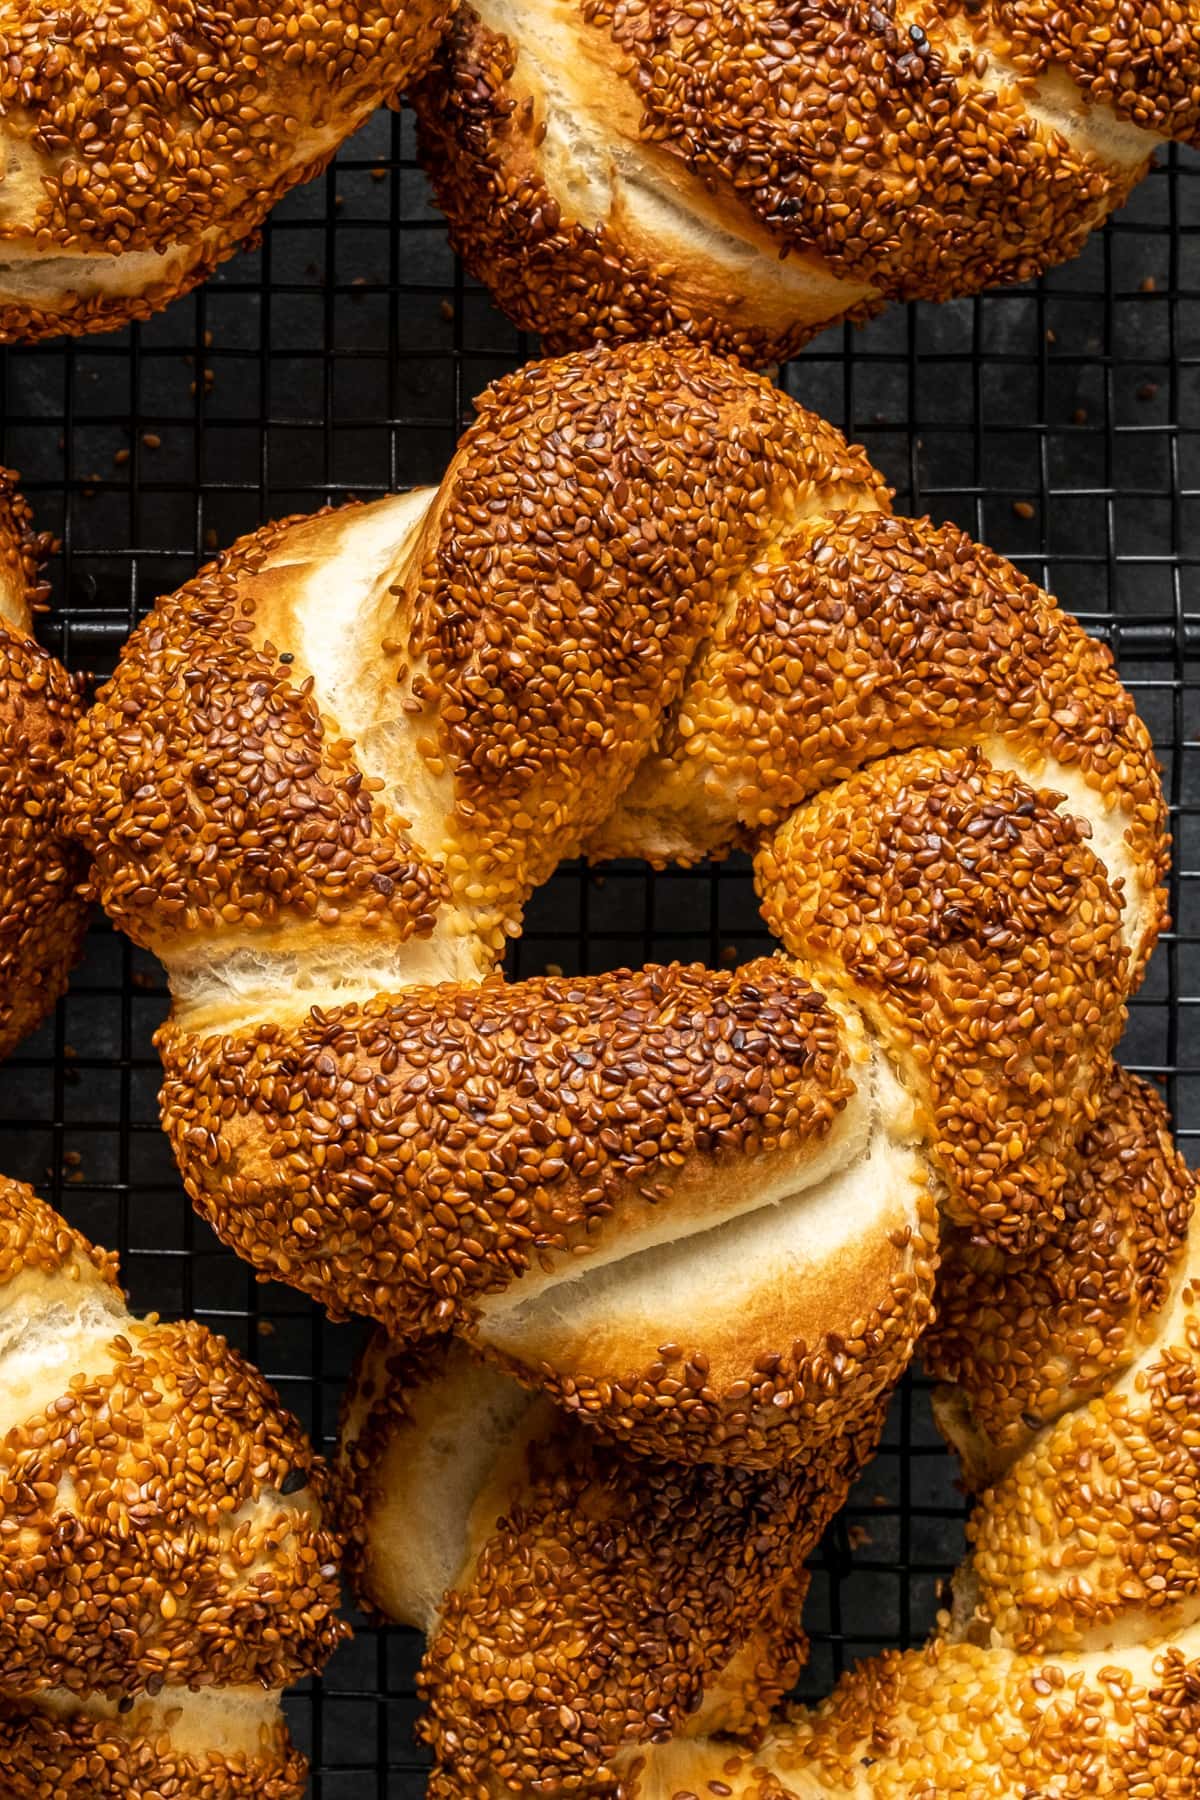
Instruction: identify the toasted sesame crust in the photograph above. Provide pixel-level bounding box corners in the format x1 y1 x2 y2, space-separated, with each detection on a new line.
410 0 1190 361
758 746 1133 1254
0 467 87 1058
925 1063 1193 1485
578 1071 1200 1797
338 1337 879 1796
67 507 448 966
0 1172 345 1792
587 508 1167 968
0 0 450 343
156 957 858 1344
0 1691 308 1800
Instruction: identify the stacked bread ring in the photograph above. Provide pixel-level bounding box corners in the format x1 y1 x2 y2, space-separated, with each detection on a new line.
0 1172 345 1798
0 462 348 1794
60 337 1180 1790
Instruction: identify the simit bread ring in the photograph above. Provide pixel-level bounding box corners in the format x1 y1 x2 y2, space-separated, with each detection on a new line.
411 0 1200 364
66 339 1166 1474
336 1063 1195 1796
0 467 87 1059
0 1171 345 1799
0 0 450 343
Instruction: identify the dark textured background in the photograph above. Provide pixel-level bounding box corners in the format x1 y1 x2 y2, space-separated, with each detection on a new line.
0 112 1197 1795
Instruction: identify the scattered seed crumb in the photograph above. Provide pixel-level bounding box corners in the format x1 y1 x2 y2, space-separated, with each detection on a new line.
204 528 219 551
1140 275 1157 293
544 962 564 977
847 1525 872 1551
64 1150 81 1167
1072 407 1088 425
1045 327 1056 344
371 166 387 181
720 945 739 965
1137 381 1159 402
142 433 161 450
131 969 158 990
439 300 455 323
63 1045 76 1058
1012 499 1036 520
257 1319 276 1338
203 329 213 349
114 447 130 466
334 192 345 210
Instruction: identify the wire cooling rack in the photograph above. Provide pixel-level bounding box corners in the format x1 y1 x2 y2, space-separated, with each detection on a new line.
0 109 1197 1796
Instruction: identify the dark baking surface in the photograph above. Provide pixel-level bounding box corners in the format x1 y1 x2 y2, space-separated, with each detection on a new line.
1 112 1198 1796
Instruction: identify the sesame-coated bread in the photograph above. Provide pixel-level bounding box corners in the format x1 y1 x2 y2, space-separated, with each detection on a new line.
338 1067 1199 1797
0 467 87 1057
410 0 1199 364
66 338 1166 1473
335 1336 866 1795
0 0 450 343
0 1172 345 1798
584 1066 1200 1800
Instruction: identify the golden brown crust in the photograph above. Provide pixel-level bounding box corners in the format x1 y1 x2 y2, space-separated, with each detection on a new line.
157 958 854 1344
413 11 873 368
66 508 448 964
407 342 885 949
0 1698 309 1800
0 0 450 343
0 468 87 1059
758 746 1131 1253
337 1337 886 1796
472 1154 939 1468
624 1636 1200 1798
588 509 1168 970
0 1174 345 1700
418 1439 833 1797
411 0 1179 362
998 0 1200 140
597 1072 1200 1798
925 1063 1193 1486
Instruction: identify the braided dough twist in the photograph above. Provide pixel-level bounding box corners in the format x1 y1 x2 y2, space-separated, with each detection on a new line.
66 340 1166 1481
411 0 1200 363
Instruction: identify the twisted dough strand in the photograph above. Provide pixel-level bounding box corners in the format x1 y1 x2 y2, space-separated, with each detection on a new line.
618 1065 1200 1799
410 0 1200 363
0 1174 345 1798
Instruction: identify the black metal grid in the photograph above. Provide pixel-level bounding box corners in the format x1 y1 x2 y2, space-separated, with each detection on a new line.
0 110 1198 1796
